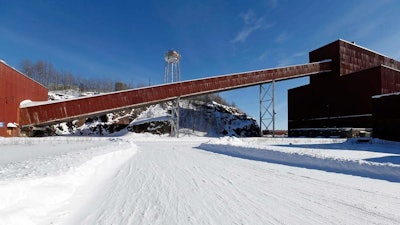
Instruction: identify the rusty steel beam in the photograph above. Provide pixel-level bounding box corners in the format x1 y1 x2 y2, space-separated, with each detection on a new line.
19 61 332 127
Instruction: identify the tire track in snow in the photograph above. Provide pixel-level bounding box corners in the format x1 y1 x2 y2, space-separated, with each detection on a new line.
72 137 400 225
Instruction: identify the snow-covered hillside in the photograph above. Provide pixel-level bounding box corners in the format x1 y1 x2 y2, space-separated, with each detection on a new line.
49 90 260 137
1 134 400 224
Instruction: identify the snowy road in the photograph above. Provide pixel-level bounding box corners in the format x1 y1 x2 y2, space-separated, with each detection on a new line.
0 134 400 225
63 135 400 225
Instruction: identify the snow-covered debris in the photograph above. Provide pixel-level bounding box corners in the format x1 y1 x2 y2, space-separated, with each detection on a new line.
48 90 81 100
179 100 259 137
128 104 171 126
136 104 169 120
51 98 259 137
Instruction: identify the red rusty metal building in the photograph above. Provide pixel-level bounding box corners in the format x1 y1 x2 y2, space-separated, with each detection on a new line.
288 40 400 137
0 60 48 136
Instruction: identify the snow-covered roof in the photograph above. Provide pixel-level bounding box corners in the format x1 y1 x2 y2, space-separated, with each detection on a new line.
7 122 18 128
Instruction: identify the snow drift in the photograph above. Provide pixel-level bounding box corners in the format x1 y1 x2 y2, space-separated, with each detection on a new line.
199 137 400 182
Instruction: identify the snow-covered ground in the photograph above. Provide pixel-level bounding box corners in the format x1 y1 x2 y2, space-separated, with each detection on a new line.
1 134 400 224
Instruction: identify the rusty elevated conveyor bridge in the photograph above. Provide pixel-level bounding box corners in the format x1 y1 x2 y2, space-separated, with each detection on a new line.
19 61 332 128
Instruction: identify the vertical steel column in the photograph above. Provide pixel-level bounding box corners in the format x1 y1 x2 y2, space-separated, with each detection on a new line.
164 62 168 83
164 50 181 137
259 80 275 137
170 97 180 137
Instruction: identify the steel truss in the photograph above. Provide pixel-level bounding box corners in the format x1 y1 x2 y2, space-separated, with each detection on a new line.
259 81 275 137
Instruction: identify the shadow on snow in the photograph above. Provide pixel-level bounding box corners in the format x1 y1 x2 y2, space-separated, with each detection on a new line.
197 141 400 183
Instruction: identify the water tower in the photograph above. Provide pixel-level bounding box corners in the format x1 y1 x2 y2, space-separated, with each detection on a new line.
164 50 181 83
164 50 181 137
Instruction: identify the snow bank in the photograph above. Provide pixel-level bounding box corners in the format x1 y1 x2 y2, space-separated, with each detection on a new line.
0 137 137 225
199 137 400 182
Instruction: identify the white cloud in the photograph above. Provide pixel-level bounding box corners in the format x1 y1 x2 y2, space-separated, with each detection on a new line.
231 10 272 44
231 25 262 43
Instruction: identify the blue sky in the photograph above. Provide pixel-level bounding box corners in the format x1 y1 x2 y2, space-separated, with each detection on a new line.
1 0 400 129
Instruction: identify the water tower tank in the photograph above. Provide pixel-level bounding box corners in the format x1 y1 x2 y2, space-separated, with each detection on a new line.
164 50 181 63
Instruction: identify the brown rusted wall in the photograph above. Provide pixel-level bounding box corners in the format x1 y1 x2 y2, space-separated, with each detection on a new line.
19 61 331 128
0 61 48 136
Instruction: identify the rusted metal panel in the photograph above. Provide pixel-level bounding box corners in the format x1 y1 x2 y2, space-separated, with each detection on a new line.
338 41 400 75
381 66 400 94
0 61 48 136
19 61 331 127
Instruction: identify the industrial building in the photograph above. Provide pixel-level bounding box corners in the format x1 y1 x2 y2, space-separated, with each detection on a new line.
0 39 399 140
288 40 400 140
0 60 48 136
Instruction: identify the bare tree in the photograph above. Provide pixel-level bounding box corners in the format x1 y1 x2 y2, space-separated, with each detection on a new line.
115 81 128 91
18 59 147 94
19 59 35 79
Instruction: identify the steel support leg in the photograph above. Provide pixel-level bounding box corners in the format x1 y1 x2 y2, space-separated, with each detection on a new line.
259 81 275 137
170 97 180 137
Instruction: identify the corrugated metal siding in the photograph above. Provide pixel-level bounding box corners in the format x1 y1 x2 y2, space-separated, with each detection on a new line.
381 66 400 94
19 61 332 127
339 41 400 75
0 61 48 136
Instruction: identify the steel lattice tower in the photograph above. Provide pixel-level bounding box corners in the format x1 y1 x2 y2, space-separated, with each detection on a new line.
260 81 275 137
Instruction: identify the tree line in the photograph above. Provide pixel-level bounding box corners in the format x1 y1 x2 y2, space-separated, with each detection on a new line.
19 59 135 93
